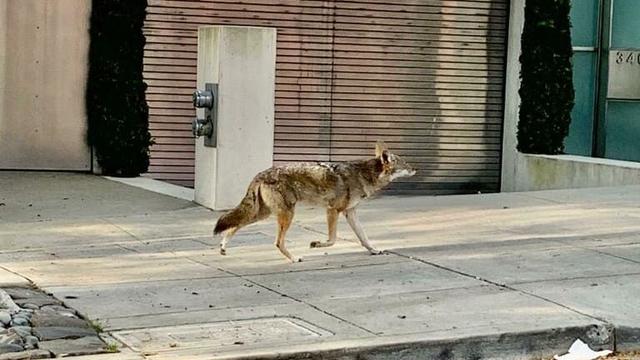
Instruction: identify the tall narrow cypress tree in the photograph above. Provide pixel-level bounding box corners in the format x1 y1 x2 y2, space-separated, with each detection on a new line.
86 0 152 176
517 0 575 154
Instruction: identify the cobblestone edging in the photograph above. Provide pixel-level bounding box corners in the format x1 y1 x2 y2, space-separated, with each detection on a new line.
0 287 110 359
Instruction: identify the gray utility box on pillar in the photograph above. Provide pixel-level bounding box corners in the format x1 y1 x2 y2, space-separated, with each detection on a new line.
193 26 277 210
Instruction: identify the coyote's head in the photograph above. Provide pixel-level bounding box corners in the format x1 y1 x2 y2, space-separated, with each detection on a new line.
375 141 416 181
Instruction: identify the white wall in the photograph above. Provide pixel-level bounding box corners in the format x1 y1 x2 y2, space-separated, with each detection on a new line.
513 154 640 191
0 0 91 170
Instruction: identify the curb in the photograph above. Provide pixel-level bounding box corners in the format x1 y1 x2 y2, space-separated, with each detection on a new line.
210 324 634 360
618 326 640 352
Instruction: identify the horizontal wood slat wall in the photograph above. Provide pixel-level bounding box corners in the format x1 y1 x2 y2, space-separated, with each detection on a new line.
143 0 507 193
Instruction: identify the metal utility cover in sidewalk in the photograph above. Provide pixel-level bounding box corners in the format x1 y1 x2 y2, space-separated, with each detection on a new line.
112 317 333 353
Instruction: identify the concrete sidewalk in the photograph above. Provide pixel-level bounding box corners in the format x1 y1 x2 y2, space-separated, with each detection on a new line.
1 172 639 359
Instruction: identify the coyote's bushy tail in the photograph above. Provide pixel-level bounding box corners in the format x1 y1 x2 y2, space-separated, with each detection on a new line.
213 181 261 235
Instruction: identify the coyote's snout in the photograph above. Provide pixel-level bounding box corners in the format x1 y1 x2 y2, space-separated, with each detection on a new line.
213 141 416 262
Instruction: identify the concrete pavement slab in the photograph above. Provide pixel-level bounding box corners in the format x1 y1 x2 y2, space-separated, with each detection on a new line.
104 302 372 339
521 185 640 206
389 235 574 259
0 171 195 223
104 176 194 202
515 274 640 328
392 241 640 286
112 317 334 354
554 231 640 248
187 218 414 271
0 218 136 251
6 252 224 287
44 276 295 320
103 207 216 240
0 244 131 265
194 243 407 276
119 238 213 255
294 214 520 254
208 199 636 257
348 199 640 248
541 209 640 237
307 285 602 337
291 193 557 222
246 260 482 301
196 224 334 251
291 202 629 252
227 249 406 276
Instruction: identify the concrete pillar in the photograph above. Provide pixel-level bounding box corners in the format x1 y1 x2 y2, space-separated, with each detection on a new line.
500 0 526 191
194 26 276 210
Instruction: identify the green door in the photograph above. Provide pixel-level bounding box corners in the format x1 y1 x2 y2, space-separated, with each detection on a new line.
603 0 640 161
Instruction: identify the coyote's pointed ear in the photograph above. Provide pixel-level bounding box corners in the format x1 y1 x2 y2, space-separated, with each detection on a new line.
375 141 390 164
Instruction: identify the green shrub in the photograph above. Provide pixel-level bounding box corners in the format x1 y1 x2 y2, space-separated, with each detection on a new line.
86 0 152 176
517 0 575 154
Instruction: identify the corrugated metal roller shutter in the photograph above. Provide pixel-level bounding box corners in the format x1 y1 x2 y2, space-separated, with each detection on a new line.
328 0 507 194
143 0 507 194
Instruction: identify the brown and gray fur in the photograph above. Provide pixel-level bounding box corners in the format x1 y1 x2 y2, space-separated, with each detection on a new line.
214 141 416 263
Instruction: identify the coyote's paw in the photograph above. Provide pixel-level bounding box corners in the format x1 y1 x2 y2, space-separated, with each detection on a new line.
291 257 303 263
220 248 227 256
369 249 384 255
310 240 335 248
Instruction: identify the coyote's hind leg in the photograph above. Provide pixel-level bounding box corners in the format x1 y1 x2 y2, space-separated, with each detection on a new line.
275 210 301 263
219 227 238 255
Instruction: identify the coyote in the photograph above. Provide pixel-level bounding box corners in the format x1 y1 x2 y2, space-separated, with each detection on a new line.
213 141 416 262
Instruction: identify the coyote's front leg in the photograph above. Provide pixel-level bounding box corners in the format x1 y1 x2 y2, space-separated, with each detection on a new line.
310 208 338 248
344 208 383 255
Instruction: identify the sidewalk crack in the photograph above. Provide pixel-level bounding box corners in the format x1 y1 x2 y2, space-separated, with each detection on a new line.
516 193 566 205
590 250 640 265
511 271 640 286
101 218 140 241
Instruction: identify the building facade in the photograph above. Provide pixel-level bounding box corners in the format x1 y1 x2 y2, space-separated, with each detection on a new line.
501 0 640 191
142 0 508 194
565 0 640 162
2 0 637 194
